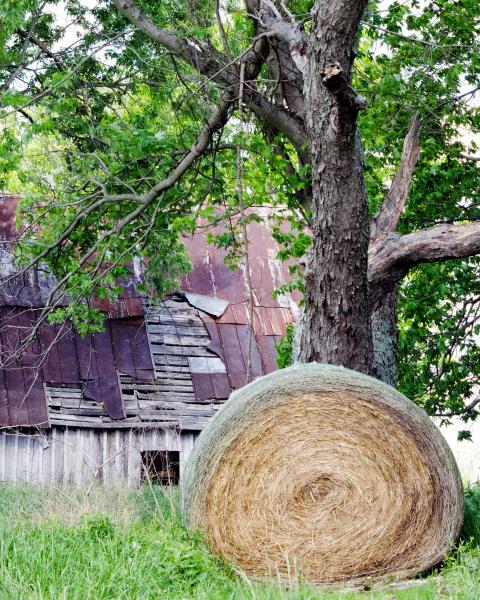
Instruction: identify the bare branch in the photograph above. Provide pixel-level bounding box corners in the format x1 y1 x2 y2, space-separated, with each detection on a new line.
256 2 309 75
215 0 231 58
433 397 480 418
112 0 309 158
372 113 421 238
112 0 231 84
141 93 233 205
369 221 480 307
459 153 480 162
17 29 68 69
9 93 234 283
362 21 478 50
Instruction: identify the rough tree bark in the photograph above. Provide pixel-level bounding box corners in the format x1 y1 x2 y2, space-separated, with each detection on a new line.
295 0 373 374
371 289 398 386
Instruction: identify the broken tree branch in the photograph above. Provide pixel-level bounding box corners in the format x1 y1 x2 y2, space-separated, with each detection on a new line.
372 113 421 238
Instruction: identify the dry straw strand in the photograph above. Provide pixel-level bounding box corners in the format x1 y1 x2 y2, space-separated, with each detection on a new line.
182 363 464 585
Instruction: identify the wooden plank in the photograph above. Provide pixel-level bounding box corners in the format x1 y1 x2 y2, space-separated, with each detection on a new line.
4 434 17 482
146 324 206 335
151 345 212 357
139 408 216 418
50 413 103 424
47 387 83 395
150 372 192 381
141 382 194 392
53 427 64 485
149 333 211 347
180 432 196 480
59 407 105 417
47 418 207 430
136 391 195 401
154 359 190 369
127 430 140 488
120 381 193 392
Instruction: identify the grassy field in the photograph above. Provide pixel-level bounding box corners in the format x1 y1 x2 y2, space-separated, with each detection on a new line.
0 484 479 599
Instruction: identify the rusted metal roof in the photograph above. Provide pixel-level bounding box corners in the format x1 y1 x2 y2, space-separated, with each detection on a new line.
0 196 297 429
0 306 155 427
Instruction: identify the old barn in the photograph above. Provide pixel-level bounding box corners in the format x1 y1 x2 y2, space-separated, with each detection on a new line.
0 195 298 487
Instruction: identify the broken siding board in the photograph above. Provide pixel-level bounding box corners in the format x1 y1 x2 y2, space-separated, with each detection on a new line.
136 393 196 404
147 324 207 336
149 333 211 346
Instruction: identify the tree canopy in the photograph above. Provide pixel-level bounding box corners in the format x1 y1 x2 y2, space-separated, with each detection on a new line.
0 0 479 430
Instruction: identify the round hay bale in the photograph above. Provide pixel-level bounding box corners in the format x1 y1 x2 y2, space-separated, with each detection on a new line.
182 363 463 585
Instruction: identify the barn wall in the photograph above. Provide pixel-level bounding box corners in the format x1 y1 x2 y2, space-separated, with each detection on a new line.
0 427 198 487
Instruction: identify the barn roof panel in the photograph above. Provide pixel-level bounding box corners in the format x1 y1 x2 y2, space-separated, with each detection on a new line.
0 196 298 428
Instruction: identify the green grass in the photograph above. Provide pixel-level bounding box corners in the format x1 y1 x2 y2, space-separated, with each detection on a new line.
0 483 479 599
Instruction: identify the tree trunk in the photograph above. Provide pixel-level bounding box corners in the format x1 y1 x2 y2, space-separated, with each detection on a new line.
371 288 398 386
295 0 373 374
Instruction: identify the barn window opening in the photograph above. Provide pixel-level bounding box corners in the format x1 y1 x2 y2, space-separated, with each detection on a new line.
141 450 180 485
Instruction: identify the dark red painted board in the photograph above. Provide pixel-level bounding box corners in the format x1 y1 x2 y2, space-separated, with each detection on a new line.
191 372 215 401
210 373 232 399
256 335 278 374
217 324 246 375
235 324 263 377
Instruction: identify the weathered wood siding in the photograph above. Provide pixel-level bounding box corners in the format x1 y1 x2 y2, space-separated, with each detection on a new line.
0 427 198 487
